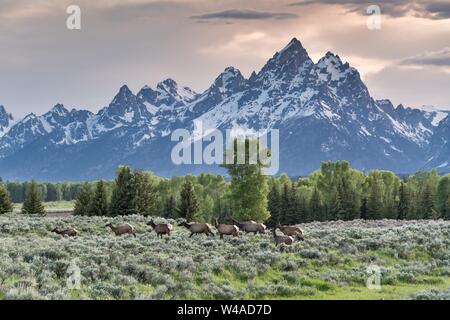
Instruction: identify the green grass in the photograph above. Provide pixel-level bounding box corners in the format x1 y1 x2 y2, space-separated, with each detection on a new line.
13 201 75 212
1 216 450 300
298 277 450 300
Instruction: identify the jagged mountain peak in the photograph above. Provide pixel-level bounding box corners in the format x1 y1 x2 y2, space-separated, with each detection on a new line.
315 51 356 83
216 66 244 82
278 37 308 58
48 104 69 116
111 85 135 105
274 38 310 64
255 38 313 86
1 36 450 179
157 78 178 93
137 85 157 98
156 78 196 101
0 105 13 124
0 105 14 137
208 67 246 95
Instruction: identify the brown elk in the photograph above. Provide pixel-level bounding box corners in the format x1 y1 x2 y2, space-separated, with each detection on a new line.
106 223 136 237
213 218 239 239
276 224 304 240
179 221 214 237
52 227 78 237
148 219 173 238
232 218 266 235
273 228 294 246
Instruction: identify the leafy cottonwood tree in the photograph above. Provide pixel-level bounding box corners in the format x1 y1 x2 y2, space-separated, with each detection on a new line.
221 138 270 222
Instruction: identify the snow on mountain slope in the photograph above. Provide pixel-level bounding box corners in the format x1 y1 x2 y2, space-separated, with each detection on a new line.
416 105 449 126
0 105 15 138
0 38 448 180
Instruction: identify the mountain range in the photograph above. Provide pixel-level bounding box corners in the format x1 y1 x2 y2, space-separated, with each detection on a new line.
0 38 449 181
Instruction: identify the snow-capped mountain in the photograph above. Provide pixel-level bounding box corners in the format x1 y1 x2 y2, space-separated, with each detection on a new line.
0 38 448 181
0 105 14 138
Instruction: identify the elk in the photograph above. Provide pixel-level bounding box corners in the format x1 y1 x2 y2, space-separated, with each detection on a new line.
179 221 214 237
273 228 294 246
51 227 78 237
232 218 266 235
106 223 136 237
213 218 239 239
276 224 304 240
148 219 173 238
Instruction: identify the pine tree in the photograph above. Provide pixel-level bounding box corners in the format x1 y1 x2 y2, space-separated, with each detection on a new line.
360 197 368 220
89 180 109 216
73 182 92 216
367 178 383 220
163 196 177 218
0 183 13 214
286 184 301 224
278 183 292 224
329 186 345 221
397 182 409 220
134 170 159 216
445 195 450 220
267 184 281 227
309 187 323 221
177 180 199 221
110 166 136 216
436 177 450 218
297 192 309 223
420 183 437 219
340 174 361 220
21 180 45 215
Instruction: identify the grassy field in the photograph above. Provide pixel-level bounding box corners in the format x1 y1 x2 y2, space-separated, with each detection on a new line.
0 214 449 300
13 201 75 214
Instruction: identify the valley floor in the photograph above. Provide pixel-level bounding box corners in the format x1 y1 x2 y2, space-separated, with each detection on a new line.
0 215 449 300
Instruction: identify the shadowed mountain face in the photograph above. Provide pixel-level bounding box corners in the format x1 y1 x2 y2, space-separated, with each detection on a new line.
0 38 448 181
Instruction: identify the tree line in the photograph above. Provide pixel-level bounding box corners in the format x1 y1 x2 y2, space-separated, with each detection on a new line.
267 161 450 225
1 161 449 223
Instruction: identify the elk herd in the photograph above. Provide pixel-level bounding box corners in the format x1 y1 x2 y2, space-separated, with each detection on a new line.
50 218 305 246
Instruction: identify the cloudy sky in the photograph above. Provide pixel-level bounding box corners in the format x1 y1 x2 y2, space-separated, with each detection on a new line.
0 0 449 117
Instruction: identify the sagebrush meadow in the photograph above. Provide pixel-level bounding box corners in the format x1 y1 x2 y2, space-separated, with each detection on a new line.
1 0 450 304
1 215 449 300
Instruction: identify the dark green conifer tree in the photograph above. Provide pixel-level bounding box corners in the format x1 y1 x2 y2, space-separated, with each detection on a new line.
110 166 136 216
0 183 13 214
73 182 92 216
21 180 45 215
177 180 199 221
89 180 109 216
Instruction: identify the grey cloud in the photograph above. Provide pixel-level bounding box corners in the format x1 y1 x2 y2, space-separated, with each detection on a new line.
401 48 450 67
421 1 450 19
191 9 298 21
102 1 192 20
289 0 450 20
